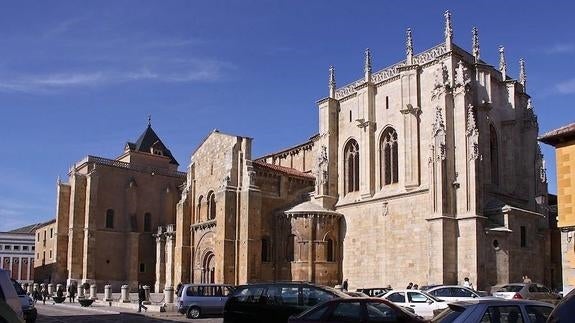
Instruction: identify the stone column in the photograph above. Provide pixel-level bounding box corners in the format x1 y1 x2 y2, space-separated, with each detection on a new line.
77 284 84 298
143 285 151 305
67 173 87 285
82 169 99 284
398 62 421 190
120 285 130 303
104 285 112 301
164 226 176 289
164 286 174 304
153 228 166 293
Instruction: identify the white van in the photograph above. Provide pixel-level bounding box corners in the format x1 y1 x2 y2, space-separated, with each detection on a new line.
0 268 24 321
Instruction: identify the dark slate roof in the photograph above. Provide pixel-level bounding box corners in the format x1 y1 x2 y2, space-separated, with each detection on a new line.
128 125 179 165
8 220 53 234
539 122 575 146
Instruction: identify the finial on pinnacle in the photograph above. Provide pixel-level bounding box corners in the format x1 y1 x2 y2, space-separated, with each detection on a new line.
472 27 480 62
364 48 372 81
444 10 453 48
499 46 506 81
148 115 152 127
527 98 533 110
519 58 527 91
406 28 413 63
329 65 336 99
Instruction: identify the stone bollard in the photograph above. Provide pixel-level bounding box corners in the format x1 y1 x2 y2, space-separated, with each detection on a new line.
143 285 151 305
90 284 97 300
104 285 112 301
164 285 174 304
56 284 63 296
77 284 84 298
33 283 39 293
120 285 130 303
48 283 54 296
27 284 33 294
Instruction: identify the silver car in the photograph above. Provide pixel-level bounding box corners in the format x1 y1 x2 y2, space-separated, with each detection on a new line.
431 299 553 323
177 284 234 319
491 283 561 304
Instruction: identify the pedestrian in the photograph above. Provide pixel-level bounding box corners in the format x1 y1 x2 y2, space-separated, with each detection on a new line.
41 285 49 305
342 279 349 291
138 284 148 313
68 283 76 303
406 282 413 289
523 275 532 284
463 277 474 290
54 285 64 304
176 282 183 297
32 287 41 304
413 284 419 290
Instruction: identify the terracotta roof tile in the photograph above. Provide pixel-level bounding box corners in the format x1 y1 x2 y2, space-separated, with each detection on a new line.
539 122 575 146
253 161 315 180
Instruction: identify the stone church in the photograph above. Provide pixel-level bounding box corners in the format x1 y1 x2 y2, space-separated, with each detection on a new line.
154 11 551 291
37 11 553 292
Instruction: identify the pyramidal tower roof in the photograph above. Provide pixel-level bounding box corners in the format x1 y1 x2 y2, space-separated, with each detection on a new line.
126 123 179 166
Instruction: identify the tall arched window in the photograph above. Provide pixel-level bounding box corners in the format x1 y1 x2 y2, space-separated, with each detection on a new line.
344 140 360 193
286 234 295 262
144 212 151 232
105 209 114 229
490 125 499 186
380 127 399 186
207 191 216 220
326 238 334 262
261 237 270 262
197 196 203 222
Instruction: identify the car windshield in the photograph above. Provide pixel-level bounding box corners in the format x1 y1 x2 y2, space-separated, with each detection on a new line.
321 285 351 298
421 291 444 302
496 285 523 293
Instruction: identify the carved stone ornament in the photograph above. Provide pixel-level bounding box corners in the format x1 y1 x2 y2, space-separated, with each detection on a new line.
466 104 478 137
444 10 453 42
315 145 329 188
432 106 447 160
454 60 470 95
472 27 480 62
499 46 506 80
537 145 547 183
329 65 336 98
406 28 413 58
432 62 450 99
524 98 538 126
364 48 372 78
519 58 526 90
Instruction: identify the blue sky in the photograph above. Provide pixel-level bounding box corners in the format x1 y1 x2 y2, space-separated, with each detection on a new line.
0 1 573 231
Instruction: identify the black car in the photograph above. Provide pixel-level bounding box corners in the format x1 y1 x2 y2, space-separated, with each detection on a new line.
355 287 393 297
548 287 575 322
10 279 36 323
223 282 349 323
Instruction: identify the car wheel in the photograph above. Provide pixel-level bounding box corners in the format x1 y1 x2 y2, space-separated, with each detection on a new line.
186 306 201 319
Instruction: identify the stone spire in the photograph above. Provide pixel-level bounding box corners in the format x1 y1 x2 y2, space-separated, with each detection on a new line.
499 46 506 81
444 10 453 50
364 48 372 82
519 58 527 91
406 28 413 64
472 27 480 62
329 65 336 99
148 115 152 126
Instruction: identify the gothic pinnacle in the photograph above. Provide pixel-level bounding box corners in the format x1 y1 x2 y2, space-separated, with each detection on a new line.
444 10 453 50
499 46 506 81
472 27 480 62
519 58 527 91
329 65 336 99
364 48 372 81
406 28 413 64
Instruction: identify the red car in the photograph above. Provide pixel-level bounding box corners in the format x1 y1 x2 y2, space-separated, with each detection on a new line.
288 297 428 323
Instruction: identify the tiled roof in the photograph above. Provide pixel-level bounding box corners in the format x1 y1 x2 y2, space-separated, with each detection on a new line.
256 134 319 161
539 122 575 146
253 160 315 180
131 125 179 165
7 220 53 234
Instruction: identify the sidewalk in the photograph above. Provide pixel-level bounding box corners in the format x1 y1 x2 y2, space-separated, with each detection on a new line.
42 300 184 319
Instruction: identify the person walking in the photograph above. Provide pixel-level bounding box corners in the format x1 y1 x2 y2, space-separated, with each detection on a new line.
463 277 474 290
523 275 532 284
138 284 148 313
41 285 49 305
406 282 413 289
68 283 76 303
342 279 349 291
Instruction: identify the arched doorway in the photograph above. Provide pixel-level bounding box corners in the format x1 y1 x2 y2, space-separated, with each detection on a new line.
202 251 215 283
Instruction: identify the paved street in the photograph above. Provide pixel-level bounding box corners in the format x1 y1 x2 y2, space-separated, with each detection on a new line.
35 303 223 323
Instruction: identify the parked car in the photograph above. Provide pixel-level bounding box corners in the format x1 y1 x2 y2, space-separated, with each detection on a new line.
223 282 349 323
491 283 561 304
10 280 36 323
288 297 427 323
547 287 575 322
177 284 235 319
355 287 393 297
0 300 24 323
0 269 23 322
344 291 370 297
425 285 489 302
381 289 448 319
431 299 553 323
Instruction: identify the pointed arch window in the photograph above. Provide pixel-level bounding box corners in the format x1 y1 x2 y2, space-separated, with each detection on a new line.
207 191 216 220
344 140 360 193
490 125 499 186
105 209 114 229
380 128 399 187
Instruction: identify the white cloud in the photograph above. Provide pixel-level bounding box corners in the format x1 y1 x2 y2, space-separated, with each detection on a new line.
556 78 575 94
544 43 575 54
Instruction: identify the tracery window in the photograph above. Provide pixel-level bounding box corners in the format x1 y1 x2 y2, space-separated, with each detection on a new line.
344 140 360 193
380 127 399 186
490 125 499 186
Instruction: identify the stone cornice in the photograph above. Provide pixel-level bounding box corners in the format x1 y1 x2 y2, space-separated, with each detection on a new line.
190 219 217 231
336 188 429 209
